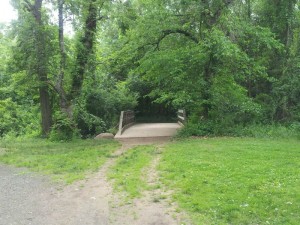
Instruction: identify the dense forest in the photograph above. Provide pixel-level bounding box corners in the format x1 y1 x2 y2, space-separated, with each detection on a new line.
0 0 300 139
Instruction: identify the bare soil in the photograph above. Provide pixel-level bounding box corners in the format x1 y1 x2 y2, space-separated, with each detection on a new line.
0 139 190 225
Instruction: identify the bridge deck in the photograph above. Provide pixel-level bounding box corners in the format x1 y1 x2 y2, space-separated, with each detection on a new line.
115 123 181 139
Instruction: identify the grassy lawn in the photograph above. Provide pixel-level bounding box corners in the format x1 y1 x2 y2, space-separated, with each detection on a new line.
108 145 157 198
0 138 120 183
159 137 300 225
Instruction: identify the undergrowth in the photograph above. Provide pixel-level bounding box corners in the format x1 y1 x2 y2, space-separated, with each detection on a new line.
178 122 300 139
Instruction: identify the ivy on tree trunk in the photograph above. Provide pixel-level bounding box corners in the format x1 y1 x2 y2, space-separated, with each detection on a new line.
25 0 52 136
71 0 98 99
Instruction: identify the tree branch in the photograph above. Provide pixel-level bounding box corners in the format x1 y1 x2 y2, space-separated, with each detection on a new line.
96 1 107 21
163 29 198 43
97 15 108 21
23 0 34 12
47 79 68 102
136 29 198 52
46 80 60 95
155 29 198 50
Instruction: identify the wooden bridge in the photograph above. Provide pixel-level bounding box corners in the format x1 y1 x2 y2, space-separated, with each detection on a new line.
114 110 186 139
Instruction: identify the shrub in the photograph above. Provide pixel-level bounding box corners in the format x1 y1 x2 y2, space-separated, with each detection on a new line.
0 98 39 137
178 122 300 139
49 111 79 141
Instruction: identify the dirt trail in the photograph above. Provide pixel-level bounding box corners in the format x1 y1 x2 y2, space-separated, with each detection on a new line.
0 139 189 225
108 143 190 225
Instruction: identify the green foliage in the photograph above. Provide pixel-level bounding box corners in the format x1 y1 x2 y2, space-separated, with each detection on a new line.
0 98 39 137
85 81 138 122
0 25 12 86
135 28 265 127
1 0 300 138
177 121 214 137
238 123 300 139
159 138 300 224
0 138 120 184
77 78 138 137
74 105 106 138
209 74 262 128
0 26 40 138
99 0 300 136
49 111 79 141
179 122 300 139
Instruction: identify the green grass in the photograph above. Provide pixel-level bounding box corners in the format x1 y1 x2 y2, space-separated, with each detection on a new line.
0 138 120 183
159 137 300 224
108 145 157 198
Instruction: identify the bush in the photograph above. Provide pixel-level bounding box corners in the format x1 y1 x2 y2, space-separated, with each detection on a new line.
49 112 79 141
75 108 106 138
239 123 300 139
177 121 214 137
0 98 39 137
178 121 300 139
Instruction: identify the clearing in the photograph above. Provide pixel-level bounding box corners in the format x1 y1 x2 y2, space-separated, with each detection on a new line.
0 137 299 224
159 137 300 224
0 138 187 225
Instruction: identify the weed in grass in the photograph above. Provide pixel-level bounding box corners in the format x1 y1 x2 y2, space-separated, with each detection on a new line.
159 137 300 225
153 194 168 203
108 145 156 199
148 183 161 190
153 197 160 203
0 138 120 184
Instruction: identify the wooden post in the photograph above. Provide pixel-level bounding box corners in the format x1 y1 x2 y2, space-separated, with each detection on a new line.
118 111 124 134
178 109 186 126
117 110 135 135
182 109 186 122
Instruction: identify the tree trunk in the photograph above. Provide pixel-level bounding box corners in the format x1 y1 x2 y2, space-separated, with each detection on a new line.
71 0 98 99
57 0 72 118
202 53 213 119
39 87 52 135
33 0 52 136
285 0 294 50
246 0 251 20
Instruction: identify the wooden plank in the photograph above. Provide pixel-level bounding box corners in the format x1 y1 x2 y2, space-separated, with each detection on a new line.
178 115 185 121
177 109 186 125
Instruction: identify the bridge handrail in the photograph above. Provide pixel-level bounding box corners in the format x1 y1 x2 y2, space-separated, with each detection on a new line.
177 109 186 126
118 110 135 135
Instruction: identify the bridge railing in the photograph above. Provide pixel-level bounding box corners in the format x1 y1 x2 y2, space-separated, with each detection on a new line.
177 109 186 126
118 110 135 135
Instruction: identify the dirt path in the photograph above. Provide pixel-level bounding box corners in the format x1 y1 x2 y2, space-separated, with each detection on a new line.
108 143 190 225
0 139 189 225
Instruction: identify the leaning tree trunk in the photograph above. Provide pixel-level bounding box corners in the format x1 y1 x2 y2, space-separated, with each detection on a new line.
50 0 100 122
70 0 98 99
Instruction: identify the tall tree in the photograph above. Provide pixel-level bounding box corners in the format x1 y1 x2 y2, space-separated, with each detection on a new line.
50 0 71 118
23 0 52 136
71 0 100 99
